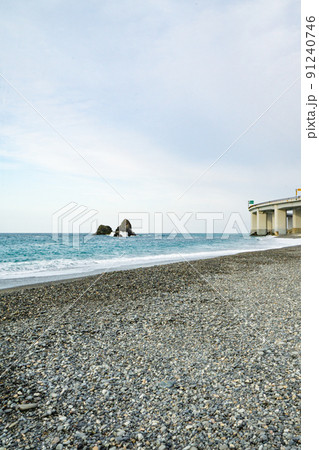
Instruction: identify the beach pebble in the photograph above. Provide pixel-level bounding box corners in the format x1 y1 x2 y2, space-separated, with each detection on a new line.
18 403 38 411
0 246 301 449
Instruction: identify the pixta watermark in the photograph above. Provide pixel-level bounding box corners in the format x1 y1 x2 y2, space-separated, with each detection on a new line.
52 204 249 248
117 211 249 239
52 202 98 248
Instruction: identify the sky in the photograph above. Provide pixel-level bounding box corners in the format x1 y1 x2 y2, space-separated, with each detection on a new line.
0 0 300 233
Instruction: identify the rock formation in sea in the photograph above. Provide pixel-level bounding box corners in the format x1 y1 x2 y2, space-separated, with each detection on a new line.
95 225 112 235
114 219 136 237
95 219 136 237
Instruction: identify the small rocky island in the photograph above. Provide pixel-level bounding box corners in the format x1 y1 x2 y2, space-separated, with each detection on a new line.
95 225 112 235
95 219 136 237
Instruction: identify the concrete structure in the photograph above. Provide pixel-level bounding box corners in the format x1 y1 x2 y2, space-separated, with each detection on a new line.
249 196 301 236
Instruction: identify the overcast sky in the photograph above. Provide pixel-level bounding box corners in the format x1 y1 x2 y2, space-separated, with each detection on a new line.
0 0 300 233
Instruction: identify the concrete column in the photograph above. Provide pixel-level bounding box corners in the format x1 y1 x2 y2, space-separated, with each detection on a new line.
292 208 301 234
274 207 286 235
257 210 267 235
266 213 273 234
250 212 257 235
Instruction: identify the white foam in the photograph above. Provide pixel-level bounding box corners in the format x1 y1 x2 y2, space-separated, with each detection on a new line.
0 236 300 284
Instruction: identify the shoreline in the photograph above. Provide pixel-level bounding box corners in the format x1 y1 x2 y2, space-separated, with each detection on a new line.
0 246 300 448
0 243 301 294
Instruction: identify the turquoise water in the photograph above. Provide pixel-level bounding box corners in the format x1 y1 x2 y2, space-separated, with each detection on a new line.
0 233 300 289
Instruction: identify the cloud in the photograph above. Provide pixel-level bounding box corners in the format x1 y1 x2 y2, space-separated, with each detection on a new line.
0 0 300 231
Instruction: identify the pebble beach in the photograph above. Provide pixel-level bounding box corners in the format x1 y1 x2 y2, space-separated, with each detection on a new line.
0 246 301 449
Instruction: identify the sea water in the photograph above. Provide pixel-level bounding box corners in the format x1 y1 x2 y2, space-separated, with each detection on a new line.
0 233 300 289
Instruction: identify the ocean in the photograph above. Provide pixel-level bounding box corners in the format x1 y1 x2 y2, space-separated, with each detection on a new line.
0 233 300 289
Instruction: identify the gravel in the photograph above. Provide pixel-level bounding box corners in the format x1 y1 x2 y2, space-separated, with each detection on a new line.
0 246 301 449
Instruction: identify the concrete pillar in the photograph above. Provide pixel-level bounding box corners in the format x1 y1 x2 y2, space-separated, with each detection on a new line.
266 213 273 234
274 207 286 235
257 210 267 236
250 212 257 235
292 208 301 234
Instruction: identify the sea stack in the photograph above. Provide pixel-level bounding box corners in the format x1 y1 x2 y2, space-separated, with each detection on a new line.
95 225 112 235
114 219 136 237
